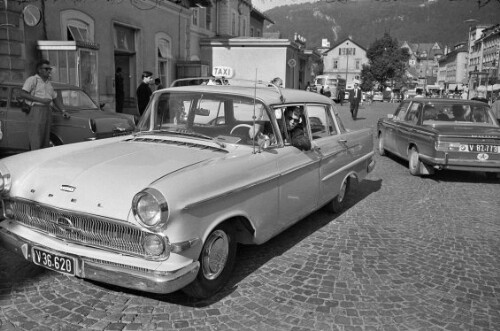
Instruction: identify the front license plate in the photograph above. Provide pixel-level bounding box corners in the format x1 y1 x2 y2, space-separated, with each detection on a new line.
459 144 500 153
32 248 75 275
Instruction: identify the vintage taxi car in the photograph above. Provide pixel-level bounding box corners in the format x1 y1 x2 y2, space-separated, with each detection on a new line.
0 81 375 298
377 98 500 176
0 81 135 153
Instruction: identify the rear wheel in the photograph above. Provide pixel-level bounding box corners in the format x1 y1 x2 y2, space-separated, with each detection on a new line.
408 147 422 176
325 177 350 213
182 223 237 299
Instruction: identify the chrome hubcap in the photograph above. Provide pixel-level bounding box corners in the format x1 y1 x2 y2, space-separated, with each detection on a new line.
338 180 347 202
201 230 229 280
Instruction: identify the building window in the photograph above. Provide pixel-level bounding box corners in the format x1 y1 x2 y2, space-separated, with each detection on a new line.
250 27 254 37
114 24 135 53
355 60 360 69
192 8 199 26
231 12 236 35
339 48 355 56
333 60 338 69
241 18 246 36
206 7 211 30
156 33 172 88
61 10 94 42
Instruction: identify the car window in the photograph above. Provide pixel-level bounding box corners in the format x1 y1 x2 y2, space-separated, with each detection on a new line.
306 104 337 139
10 88 24 108
335 112 347 134
394 101 410 121
0 86 8 107
142 92 274 146
405 102 422 124
59 89 99 110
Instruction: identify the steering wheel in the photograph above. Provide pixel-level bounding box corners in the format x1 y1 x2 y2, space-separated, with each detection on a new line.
230 124 253 136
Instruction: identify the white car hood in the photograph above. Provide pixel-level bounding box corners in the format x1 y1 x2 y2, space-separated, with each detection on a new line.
12 139 223 220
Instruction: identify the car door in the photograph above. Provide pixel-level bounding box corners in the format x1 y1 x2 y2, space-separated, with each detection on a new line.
7 87 31 151
395 101 424 158
274 105 321 229
384 101 410 153
303 104 347 207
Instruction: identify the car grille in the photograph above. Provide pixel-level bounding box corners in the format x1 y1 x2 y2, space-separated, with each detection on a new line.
6 199 150 257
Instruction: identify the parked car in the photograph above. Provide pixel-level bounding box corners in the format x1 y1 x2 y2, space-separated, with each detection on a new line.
377 98 500 176
0 81 375 298
372 91 384 102
0 81 135 153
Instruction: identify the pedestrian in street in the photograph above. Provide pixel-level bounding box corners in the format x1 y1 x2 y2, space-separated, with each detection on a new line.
305 81 311 91
115 67 124 113
348 80 362 120
136 71 153 116
19 59 69 150
491 93 500 122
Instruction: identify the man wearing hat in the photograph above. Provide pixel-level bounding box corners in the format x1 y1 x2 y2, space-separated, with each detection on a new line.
349 80 362 120
136 71 153 116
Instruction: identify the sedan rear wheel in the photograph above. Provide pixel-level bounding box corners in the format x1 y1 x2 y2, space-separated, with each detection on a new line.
377 133 386 156
182 223 237 299
325 177 350 213
408 147 422 176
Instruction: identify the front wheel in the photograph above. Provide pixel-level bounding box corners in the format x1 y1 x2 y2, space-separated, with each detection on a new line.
182 223 237 299
377 133 386 156
325 177 350 213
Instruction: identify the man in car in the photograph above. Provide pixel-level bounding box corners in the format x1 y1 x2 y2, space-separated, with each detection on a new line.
281 107 311 151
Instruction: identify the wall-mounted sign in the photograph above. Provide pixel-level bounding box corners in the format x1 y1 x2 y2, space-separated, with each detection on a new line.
288 59 297 68
23 5 41 27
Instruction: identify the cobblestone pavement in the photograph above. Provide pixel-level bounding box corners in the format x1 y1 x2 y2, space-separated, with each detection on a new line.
0 101 499 331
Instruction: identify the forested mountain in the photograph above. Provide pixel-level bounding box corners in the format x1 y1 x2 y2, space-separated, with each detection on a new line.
262 0 499 49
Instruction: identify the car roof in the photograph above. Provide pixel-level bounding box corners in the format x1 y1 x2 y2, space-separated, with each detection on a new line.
406 98 489 106
161 85 333 105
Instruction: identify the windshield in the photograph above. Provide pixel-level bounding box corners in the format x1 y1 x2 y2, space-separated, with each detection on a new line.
137 91 275 145
58 89 99 110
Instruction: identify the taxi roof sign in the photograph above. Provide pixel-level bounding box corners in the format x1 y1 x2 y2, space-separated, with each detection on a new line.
212 66 234 78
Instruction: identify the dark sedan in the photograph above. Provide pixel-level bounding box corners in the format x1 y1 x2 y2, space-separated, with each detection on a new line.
0 81 135 153
377 98 500 176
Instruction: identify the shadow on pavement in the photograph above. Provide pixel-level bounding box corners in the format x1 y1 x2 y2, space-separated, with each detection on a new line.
106 177 383 307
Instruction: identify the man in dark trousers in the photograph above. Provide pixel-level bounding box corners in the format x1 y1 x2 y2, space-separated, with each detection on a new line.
349 80 362 120
136 71 153 116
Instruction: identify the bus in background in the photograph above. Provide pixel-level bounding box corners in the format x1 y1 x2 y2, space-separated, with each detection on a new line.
312 74 346 103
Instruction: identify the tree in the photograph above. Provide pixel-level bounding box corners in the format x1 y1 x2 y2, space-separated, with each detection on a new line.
362 33 410 90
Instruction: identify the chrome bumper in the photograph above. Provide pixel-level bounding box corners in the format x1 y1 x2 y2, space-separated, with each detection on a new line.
0 225 199 294
419 154 500 172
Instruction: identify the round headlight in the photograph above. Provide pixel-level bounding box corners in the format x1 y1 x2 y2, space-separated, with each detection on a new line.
132 188 168 228
143 234 168 256
136 193 161 226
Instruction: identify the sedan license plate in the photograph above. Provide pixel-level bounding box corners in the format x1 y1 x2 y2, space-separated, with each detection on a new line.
459 144 500 154
32 248 75 275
